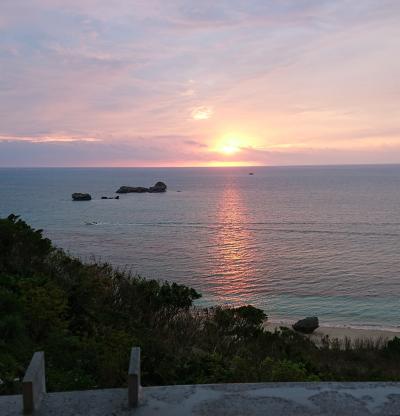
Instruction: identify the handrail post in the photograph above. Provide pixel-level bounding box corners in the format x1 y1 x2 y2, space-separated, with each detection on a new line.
22 352 46 414
128 347 141 407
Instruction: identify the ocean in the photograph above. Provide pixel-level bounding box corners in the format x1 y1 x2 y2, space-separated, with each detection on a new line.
1 165 399 330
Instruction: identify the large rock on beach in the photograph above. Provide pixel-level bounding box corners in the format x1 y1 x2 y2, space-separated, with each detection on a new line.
148 181 167 193
292 317 319 334
72 193 92 201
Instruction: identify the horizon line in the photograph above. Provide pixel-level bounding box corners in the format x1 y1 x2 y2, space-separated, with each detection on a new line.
1 162 400 169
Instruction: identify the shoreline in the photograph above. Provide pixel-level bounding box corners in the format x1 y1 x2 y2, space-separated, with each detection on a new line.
265 321 400 342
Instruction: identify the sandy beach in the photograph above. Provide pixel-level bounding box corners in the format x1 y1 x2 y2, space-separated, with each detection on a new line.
265 322 400 342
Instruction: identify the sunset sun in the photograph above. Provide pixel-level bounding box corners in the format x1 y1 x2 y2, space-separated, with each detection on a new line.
214 136 246 157
220 144 240 155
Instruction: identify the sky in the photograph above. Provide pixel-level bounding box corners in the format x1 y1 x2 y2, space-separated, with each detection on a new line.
0 0 399 167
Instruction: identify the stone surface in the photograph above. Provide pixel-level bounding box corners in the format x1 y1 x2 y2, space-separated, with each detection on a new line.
116 182 167 194
148 182 167 193
22 351 46 413
2 382 400 416
128 347 141 408
72 193 91 201
116 186 149 194
293 317 319 334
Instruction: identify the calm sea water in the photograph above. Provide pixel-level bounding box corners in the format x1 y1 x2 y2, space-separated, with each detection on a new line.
1 166 399 329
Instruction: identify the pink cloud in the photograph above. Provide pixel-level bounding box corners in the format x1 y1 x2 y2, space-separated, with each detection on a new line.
0 0 399 166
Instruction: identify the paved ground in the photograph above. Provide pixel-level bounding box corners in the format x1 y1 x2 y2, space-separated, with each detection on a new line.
2 382 400 415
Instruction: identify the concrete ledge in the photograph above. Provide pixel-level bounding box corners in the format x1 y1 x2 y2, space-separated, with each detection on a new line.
2 382 400 416
22 351 46 414
128 347 141 407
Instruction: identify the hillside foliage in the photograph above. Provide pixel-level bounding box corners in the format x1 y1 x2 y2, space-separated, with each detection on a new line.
1 215 400 394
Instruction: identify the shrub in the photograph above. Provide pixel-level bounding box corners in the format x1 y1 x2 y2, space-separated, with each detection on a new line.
0 215 399 394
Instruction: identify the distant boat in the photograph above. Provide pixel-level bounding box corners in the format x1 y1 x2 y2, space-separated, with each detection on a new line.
249 172 254 175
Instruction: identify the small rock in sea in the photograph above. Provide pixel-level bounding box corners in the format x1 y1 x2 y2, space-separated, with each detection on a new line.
116 182 167 194
292 317 319 334
148 181 167 193
101 196 120 200
72 193 91 201
249 172 254 175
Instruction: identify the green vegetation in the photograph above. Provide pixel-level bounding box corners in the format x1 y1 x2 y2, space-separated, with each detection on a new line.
1 215 400 394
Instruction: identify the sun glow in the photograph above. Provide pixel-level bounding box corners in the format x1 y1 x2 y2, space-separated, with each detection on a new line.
220 144 240 155
208 133 262 166
215 136 246 156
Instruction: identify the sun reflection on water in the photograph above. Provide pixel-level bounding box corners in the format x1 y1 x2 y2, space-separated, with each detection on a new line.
210 181 258 305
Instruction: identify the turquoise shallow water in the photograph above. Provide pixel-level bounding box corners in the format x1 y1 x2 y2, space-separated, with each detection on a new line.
0 165 399 329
